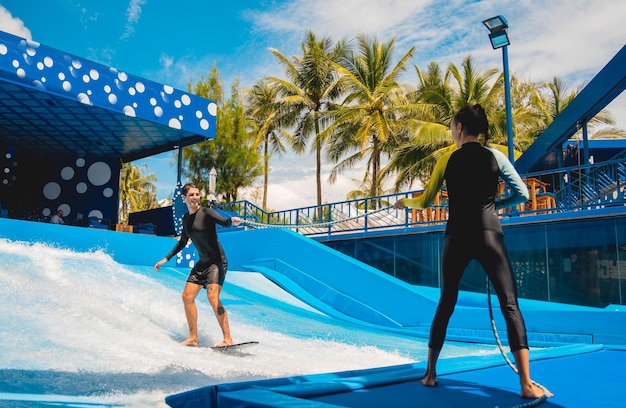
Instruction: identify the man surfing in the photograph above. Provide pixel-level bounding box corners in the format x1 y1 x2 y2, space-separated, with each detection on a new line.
154 183 241 348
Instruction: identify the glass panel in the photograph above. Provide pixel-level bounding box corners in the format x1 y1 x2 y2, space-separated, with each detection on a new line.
325 239 356 259
506 224 550 301
321 215 626 308
393 233 442 286
354 237 395 278
617 223 626 306
545 219 617 307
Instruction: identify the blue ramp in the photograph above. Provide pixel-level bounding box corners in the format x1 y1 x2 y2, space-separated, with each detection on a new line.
219 228 626 346
220 228 437 329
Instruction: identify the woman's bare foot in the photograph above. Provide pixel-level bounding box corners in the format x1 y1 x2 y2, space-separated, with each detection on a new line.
520 383 553 399
421 376 438 387
421 367 438 387
181 338 199 347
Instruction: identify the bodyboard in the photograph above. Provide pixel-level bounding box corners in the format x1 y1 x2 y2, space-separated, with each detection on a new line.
211 341 259 351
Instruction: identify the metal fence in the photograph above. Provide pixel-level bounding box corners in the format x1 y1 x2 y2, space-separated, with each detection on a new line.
217 157 626 237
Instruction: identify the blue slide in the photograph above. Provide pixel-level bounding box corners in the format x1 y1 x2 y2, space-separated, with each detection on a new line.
219 228 626 346
1 218 624 345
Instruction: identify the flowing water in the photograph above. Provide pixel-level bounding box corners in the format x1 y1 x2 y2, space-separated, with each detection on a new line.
0 239 499 407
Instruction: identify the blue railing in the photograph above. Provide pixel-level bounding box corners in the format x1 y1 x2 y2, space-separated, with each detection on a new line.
216 158 626 237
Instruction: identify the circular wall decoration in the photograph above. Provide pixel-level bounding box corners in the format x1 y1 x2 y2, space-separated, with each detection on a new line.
43 182 61 200
76 182 87 194
60 166 74 180
87 161 111 186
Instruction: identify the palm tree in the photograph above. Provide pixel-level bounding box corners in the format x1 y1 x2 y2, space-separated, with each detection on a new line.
412 61 453 124
525 77 622 144
345 172 392 207
527 77 577 138
118 162 158 223
245 79 293 209
448 56 500 111
268 30 350 211
382 61 453 191
383 56 503 190
325 34 433 203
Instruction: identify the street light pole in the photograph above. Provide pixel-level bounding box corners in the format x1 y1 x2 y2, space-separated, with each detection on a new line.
502 45 515 164
482 15 515 164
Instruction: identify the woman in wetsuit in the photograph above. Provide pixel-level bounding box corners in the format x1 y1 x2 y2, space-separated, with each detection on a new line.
154 183 241 348
394 105 551 400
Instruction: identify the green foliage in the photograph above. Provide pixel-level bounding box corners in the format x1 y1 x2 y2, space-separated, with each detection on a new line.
184 64 262 204
268 30 351 209
245 79 293 209
324 34 426 202
118 162 159 223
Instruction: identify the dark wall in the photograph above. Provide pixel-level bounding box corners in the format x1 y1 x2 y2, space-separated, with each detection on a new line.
0 145 120 225
129 206 176 236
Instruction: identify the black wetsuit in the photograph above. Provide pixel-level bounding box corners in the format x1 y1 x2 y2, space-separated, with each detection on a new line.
404 142 530 353
165 207 232 287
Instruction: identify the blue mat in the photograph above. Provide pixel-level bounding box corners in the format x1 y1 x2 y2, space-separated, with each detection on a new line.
167 345 625 407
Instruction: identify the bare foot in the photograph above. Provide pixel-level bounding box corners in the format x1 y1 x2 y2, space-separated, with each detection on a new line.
521 383 553 399
421 377 438 387
421 367 438 387
181 338 198 347
214 341 234 348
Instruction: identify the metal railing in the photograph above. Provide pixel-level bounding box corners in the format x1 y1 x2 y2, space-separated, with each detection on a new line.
217 158 626 237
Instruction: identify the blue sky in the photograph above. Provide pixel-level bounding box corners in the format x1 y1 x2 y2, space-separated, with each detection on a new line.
1 0 625 210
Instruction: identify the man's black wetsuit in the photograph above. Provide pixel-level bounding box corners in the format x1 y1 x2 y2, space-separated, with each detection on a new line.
165 207 233 287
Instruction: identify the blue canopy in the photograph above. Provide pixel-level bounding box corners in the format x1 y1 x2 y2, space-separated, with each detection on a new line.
0 30 216 162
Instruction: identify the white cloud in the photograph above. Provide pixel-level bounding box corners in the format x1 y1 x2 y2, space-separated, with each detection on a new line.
120 0 147 40
0 6 32 39
257 0 433 38
252 168 363 211
247 0 626 88
507 1 626 87
85 45 117 68
159 53 174 73
78 8 101 28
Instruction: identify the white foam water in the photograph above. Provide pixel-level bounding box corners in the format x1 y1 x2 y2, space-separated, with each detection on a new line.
0 239 498 407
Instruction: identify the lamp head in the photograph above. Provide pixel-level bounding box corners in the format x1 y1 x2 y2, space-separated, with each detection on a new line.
482 15 508 31
482 15 510 49
488 30 510 49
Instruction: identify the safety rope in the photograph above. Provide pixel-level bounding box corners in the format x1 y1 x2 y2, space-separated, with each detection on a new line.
487 279 551 408
239 205 395 229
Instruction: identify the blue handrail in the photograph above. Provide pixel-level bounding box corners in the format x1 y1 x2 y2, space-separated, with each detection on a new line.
216 158 626 237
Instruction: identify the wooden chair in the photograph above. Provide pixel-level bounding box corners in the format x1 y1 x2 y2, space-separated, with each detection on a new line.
536 192 557 213
497 180 525 215
410 190 449 223
521 177 558 214
410 192 433 223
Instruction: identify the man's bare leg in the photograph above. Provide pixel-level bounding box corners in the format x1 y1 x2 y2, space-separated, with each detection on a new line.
421 347 440 386
513 348 553 399
207 283 233 347
181 282 202 347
